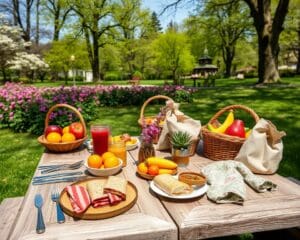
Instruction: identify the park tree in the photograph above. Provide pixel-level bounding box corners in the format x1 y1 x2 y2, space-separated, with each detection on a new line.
164 0 291 83
0 18 48 81
152 30 194 84
70 0 131 81
197 0 252 77
151 12 162 33
280 0 300 74
0 0 35 42
44 37 89 83
41 0 73 41
114 0 149 76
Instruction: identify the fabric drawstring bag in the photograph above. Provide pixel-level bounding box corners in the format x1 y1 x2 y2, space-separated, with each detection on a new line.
156 101 201 151
235 118 286 174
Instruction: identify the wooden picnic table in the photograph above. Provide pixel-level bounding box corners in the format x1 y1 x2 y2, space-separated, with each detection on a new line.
9 145 300 240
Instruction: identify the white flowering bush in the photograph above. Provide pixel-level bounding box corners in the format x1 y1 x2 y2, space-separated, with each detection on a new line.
0 16 48 81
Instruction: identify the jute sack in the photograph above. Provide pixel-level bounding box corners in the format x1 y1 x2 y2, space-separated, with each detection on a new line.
235 118 286 174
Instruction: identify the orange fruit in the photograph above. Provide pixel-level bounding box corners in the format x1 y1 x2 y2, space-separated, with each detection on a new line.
46 132 62 143
62 126 70 134
61 133 76 142
102 151 116 160
138 162 148 174
148 165 159 176
88 154 103 168
104 156 119 168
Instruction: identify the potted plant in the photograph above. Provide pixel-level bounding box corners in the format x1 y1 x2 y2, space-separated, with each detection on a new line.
170 131 193 166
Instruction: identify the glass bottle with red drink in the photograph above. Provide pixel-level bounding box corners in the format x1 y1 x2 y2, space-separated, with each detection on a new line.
90 125 110 155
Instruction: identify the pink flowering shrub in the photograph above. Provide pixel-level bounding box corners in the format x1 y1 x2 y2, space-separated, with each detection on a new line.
0 82 194 135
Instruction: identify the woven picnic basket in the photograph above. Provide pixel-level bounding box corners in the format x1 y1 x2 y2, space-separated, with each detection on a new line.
201 105 259 161
138 95 173 127
37 103 87 152
138 95 173 144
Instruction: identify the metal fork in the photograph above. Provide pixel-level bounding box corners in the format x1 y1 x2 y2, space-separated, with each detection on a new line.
51 188 65 223
40 160 83 174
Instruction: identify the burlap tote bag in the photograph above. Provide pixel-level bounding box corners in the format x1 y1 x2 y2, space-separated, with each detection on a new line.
235 118 286 174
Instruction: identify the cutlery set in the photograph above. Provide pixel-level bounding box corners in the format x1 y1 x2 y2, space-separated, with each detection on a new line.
34 161 84 233
33 160 85 185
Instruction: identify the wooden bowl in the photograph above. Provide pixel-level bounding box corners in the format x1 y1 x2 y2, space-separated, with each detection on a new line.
37 104 87 153
178 172 206 187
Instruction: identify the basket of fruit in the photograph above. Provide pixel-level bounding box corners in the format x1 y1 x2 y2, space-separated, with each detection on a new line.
201 105 259 161
138 95 173 128
37 103 87 152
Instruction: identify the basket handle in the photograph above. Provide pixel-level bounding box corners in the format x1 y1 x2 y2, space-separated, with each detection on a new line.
209 104 260 124
45 104 87 136
139 95 173 120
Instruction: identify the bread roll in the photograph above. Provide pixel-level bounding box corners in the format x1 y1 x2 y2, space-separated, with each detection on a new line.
153 174 192 195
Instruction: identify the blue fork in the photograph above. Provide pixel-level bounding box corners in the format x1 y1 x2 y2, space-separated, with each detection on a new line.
51 189 65 223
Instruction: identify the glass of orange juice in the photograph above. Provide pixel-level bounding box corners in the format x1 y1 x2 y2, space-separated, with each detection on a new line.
108 140 127 167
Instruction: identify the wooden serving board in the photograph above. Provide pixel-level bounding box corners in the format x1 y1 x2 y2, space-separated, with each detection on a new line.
59 178 138 220
137 168 177 180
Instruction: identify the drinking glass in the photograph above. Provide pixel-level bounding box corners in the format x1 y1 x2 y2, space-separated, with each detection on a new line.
109 140 127 167
90 125 110 156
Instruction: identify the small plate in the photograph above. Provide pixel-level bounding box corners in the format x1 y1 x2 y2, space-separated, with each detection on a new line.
150 177 208 199
125 137 139 151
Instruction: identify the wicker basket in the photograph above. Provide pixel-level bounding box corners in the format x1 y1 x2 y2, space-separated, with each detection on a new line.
37 104 87 152
201 105 259 161
138 95 173 127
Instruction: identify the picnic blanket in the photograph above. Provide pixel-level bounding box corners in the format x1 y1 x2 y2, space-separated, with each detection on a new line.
201 160 277 204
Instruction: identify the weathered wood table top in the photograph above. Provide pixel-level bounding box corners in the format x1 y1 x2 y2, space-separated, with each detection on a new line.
142 148 300 240
9 145 300 240
9 147 177 240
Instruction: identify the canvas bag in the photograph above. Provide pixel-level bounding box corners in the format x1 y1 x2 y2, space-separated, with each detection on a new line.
234 118 286 174
157 102 201 150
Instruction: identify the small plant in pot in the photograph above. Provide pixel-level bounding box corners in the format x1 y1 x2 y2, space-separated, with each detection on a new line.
170 131 193 158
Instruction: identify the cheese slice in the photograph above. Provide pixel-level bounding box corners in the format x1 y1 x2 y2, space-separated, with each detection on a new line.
153 174 192 195
104 176 127 200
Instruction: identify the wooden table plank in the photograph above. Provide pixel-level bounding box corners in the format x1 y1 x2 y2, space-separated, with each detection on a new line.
148 150 300 240
9 148 177 240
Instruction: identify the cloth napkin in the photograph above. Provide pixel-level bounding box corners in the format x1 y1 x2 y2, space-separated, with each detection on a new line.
201 160 277 204
65 185 91 214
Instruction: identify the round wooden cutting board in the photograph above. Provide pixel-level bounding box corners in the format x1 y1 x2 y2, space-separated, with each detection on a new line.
59 178 138 220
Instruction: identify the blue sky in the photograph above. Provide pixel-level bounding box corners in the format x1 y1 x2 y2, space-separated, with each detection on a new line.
142 0 192 29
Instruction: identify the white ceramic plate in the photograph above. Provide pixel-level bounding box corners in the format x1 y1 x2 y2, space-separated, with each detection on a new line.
150 178 208 199
125 137 139 151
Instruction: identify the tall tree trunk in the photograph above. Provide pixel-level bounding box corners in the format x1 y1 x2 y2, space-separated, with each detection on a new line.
92 32 100 82
25 0 31 42
53 5 61 41
297 23 300 74
245 0 290 84
223 46 235 78
35 0 40 45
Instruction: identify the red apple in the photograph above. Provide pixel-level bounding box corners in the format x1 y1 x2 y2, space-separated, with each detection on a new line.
69 122 84 139
44 125 62 137
225 120 246 138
